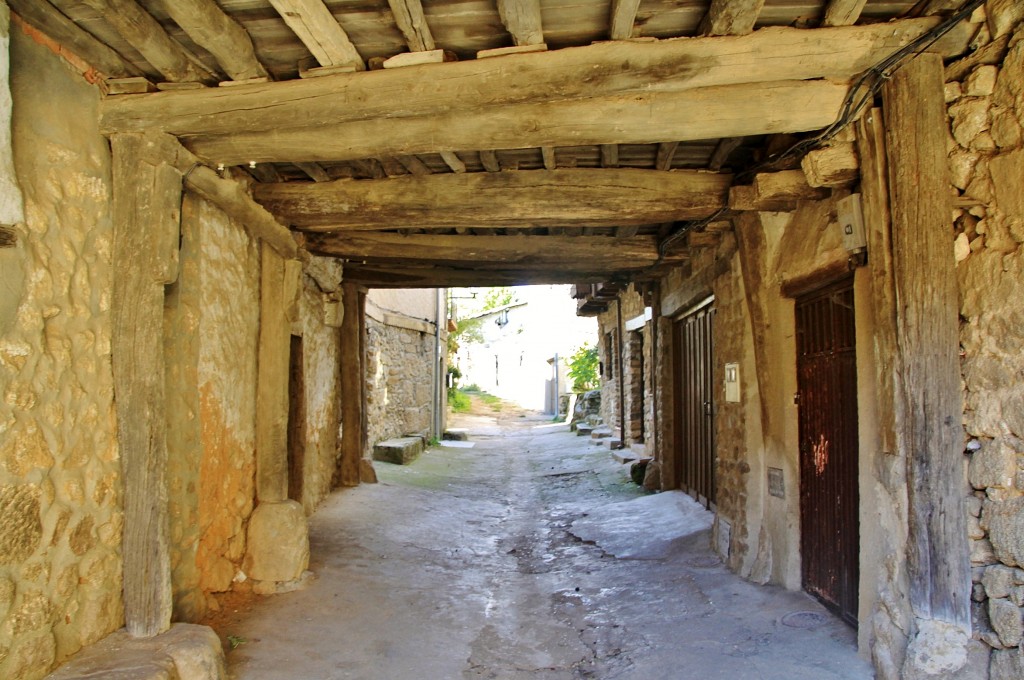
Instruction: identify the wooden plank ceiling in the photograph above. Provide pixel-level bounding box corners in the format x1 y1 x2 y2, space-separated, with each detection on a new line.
15 0 973 288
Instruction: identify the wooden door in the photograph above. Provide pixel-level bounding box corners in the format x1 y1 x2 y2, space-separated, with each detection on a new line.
674 303 715 507
796 279 859 626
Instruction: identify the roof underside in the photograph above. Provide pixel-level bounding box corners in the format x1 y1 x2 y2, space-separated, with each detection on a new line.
19 0 978 288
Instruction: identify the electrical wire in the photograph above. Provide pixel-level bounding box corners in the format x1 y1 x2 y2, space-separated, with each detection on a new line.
657 0 986 257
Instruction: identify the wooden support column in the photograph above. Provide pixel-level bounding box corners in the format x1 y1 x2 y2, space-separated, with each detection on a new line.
339 282 364 486
882 54 970 634
256 243 294 503
110 133 181 637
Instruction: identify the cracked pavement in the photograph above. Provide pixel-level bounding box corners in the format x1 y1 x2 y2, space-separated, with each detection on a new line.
214 411 872 679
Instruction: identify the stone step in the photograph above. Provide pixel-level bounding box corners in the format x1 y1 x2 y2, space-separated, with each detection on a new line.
575 423 595 437
611 447 635 464
372 436 424 465
591 427 614 439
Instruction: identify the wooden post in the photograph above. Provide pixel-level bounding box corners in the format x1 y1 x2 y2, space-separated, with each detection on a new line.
339 282 364 486
256 243 291 502
882 54 970 631
110 134 181 637
656 314 677 489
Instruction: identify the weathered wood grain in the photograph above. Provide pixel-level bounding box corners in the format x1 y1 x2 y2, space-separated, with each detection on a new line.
80 0 213 83
339 283 364 486
337 264 654 287
802 142 859 187
187 80 849 164
600 144 619 168
541 147 556 170
255 168 730 229
268 0 365 70
8 0 141 77
110 134 178 637
478 150 501 173
700 0 765 36
655 142 679 171
497 0 544 46
609 0 641 40
387 0 435 51
294 161 331 182
155 0 268 80
882 53 970 630
822 0 867 27
256 243 291 503
100 18 959 136
439 151 466 173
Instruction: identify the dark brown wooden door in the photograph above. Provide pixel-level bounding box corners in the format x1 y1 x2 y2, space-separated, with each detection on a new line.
674 303 715 508
796 279 859 627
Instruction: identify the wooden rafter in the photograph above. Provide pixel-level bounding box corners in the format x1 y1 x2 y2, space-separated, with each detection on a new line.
439 151 466 173
100 18 964 137
268 0 365 70
700 0 766 36
497 0 544 46
253 168 730 230
655 142 678 171
387 0 435 52
187 80 850 164
609 0 642 40
479 150 501 172
157 0 268 81
294 161 331 181
541 147 556 170
80 0 214 83
822 0 868 27
600 144 619 168
8 0 141 78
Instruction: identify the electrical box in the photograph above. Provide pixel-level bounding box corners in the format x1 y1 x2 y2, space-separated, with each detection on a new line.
724 362 740 402
837 193 867 253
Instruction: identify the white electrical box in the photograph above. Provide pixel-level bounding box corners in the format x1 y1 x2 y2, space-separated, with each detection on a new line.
837 193 867 253
724 362 740 402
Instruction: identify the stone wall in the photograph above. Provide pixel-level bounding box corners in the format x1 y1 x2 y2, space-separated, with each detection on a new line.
0 27 122 679
595 286 646 438
365 316 436 450
949 19 1024 677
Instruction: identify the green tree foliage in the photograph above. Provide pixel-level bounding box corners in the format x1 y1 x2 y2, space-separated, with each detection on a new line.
482 286 515 310
567 343 599 392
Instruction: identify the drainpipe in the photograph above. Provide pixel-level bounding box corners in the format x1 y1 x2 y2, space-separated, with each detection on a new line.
616 297 625 450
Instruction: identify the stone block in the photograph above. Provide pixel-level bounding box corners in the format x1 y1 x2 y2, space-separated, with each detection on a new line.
991 646 1024 680
991 149 1024 221
575 424 594 437
985 497 1024 567
970 438 1018 489
591 427 613 439
372 437 423 465
243 500 309 583
45 623 225 680
988 598 1023 647
984 565 1019 599
0 484 42 565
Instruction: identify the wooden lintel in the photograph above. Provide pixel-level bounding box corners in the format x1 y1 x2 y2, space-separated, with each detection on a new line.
387 0 435 52
100 18 964 137
188 80 850 164
700 0 766 36
158 0 268 81
268 0 365 70
255 168 730 229
339 264 648 288
80 0 214 83
497 0 544 46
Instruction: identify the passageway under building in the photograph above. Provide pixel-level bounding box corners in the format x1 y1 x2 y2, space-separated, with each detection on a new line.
3 1 1024 679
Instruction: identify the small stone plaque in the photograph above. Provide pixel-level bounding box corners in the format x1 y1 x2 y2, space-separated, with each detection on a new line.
768 467 785 498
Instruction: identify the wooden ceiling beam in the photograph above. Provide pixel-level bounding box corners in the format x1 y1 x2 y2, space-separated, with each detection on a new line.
268 0 365 70
80 0 214 83
497 0 544 46
189 80 849 164
306 232 676 268
8 0 142 78
101 18 965 136
609 0 642 40
254 167 730 229
387 0 435 52
339 264 637 288
822 0 868 27
700 0 766 36
156 0 268 81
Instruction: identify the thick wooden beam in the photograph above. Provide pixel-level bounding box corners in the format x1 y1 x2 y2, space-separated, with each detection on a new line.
338 264 648 288
189 80 849 164
255 168 730 229
497 0 544 46
700 0 765 36
306 233 678 269
822 0 867 26
256 243 292 503
100 18 961 137
268 0 365 70
8 0 141 77
882 53 970 632
110 134 179 637
80 0 213 83
158 0 268 81
339 283 364 486
387 0 435 51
